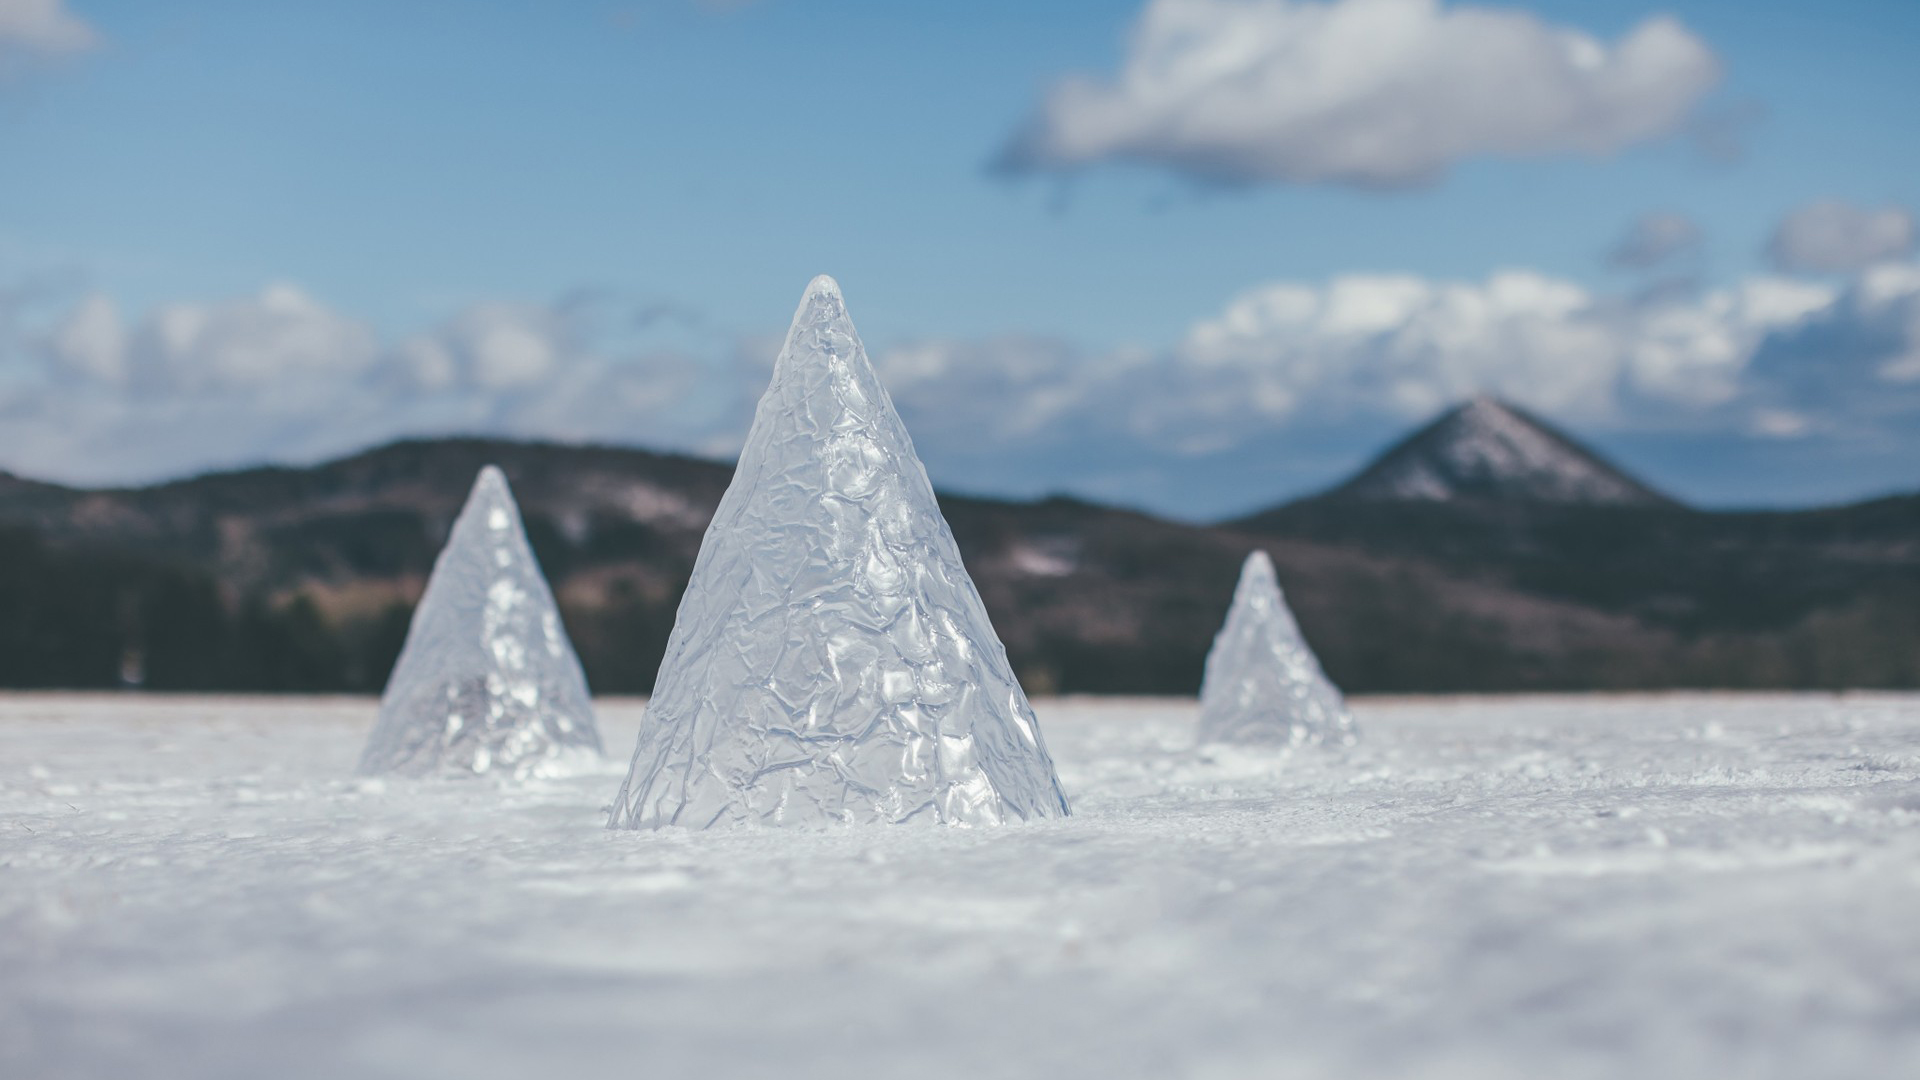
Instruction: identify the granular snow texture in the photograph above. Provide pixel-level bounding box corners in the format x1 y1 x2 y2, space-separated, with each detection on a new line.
2 693 1917 1079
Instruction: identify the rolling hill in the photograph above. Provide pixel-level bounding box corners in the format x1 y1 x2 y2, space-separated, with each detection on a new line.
0 402 1914 694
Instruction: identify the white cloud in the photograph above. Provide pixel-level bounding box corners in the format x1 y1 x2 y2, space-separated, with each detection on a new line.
0 0 97 69
435 305 562 389
133 284 382 392
1749 407 1809 438
0 285 727 485
870 267 1881 487
1606 212 1703 270
997 0 1721 187
47 293 123 383
1623 277 1832 408
1748 261 1920 404
1766 199 1916 273
1176 270 1832 419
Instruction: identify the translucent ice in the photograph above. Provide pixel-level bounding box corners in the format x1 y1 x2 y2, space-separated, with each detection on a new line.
358 466 602 778
608 276 1070 829
1197 551 1356 747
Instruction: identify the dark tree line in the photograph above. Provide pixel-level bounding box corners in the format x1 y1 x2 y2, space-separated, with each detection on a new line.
0 525 686 695
3 512 1916 697
0 527 408 692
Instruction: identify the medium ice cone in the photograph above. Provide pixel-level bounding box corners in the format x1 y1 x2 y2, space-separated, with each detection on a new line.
359 466 601 777
1197 551 1354 747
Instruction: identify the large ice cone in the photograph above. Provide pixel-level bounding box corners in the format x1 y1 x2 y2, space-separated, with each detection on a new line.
608 276 1070 829
358 466 602 777
1196 551 1356 747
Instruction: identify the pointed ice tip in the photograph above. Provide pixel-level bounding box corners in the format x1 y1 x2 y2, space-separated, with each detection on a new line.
786 274 849 334
471 465 512 501
1239 549 1280 598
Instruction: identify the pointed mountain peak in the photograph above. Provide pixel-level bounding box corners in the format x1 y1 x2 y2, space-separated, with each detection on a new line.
358 466 601 778
1197 551 1354 747
609 278 1070 830
1327 397 1674 507
1457 393 1507 419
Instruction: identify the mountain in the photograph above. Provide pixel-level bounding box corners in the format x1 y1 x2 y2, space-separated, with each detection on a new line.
1238 401 1920 689
0 417 1916 695
1325 396 1674 507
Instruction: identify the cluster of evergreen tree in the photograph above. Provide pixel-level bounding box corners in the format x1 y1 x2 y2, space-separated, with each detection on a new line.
0 525 687 694
0 527 404 692
2 509 1915 696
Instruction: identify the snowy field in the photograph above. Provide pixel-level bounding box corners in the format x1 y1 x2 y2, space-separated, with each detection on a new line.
3 694 1918 1080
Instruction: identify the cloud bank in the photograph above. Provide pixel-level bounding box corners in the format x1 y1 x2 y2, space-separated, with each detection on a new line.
4 285 730 485
872 269 1856 464
7 252 1915 515
996 0 1721 187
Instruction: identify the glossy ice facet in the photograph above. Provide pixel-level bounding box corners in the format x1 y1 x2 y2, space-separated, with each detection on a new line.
608 275 1070 829
1197 551 1356 747
358 466 601 778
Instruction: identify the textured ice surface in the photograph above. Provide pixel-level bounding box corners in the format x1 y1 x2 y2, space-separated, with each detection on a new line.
1197 551 1355 746
358 466 601 778
5 694 1920 1080
609 276 1068 828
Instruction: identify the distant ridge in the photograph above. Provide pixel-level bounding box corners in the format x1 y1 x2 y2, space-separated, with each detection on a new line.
0 430 1915 694
1324 397 1675 508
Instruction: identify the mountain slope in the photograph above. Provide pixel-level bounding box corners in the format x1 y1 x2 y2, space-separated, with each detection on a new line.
1327 397 1674 507
1237 396 1920 689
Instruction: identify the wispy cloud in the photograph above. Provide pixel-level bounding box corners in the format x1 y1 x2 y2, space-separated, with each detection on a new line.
0 0 98 74
1767 199 1916 274
1606 212 1705 271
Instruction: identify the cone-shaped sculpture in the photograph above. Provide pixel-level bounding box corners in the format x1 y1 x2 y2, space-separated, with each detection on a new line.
609 276 1069 829
1196 551 1356 747
358 466 601 777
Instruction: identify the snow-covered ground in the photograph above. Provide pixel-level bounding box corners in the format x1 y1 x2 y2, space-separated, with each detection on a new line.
3 693 1918 1080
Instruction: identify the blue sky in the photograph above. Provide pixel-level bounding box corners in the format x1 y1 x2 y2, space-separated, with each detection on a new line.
2 0 1917 517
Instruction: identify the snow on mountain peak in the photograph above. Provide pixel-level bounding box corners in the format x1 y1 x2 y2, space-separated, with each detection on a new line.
1329 397 1671 507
